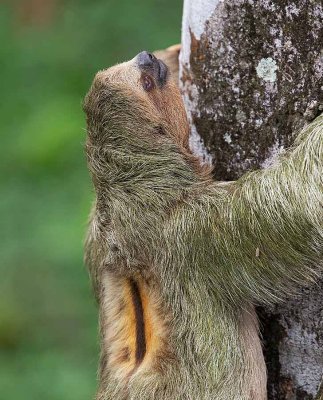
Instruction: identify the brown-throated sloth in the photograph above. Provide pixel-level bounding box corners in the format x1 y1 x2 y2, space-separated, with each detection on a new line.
83 50 323 400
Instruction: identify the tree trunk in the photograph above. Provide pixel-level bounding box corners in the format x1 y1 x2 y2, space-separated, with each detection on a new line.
179 0 323 398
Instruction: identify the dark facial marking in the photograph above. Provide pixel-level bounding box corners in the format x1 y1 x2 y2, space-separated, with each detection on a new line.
142 74 155 92
137 51 168 87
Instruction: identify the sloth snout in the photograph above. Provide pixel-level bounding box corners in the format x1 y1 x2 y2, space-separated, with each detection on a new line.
137 51 157 68
136 51 168 86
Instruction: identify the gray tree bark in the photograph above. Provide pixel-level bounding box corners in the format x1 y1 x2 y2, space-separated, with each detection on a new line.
179 0 323 398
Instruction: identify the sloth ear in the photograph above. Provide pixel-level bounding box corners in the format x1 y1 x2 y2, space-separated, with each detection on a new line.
155 125 166 136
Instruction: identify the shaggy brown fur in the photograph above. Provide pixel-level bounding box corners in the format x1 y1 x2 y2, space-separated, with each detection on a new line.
83 49 323 400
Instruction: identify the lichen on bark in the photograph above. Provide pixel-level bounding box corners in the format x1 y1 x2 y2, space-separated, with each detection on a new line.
180 0 323 180
180 0 323 398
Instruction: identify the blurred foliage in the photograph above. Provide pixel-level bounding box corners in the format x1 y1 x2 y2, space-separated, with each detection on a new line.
0 1 182 398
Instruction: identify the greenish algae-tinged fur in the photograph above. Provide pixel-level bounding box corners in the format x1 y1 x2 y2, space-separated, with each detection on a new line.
84 57 323 400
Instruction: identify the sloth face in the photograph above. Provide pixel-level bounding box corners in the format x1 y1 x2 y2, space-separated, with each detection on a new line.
136 51 169 90
83 51 189 152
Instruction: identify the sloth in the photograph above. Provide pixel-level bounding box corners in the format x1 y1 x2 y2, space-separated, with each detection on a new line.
83 50 323 400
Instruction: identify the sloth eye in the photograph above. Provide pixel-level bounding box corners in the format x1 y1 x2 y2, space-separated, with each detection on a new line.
142 75 155 92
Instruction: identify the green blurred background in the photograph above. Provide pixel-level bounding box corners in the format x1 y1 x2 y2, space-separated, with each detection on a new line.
0 1 182 398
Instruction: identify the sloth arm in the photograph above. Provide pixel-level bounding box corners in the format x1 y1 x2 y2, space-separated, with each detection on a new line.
165 115 323 305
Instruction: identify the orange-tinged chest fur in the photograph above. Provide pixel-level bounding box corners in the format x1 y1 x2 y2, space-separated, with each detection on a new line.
100 272 172 382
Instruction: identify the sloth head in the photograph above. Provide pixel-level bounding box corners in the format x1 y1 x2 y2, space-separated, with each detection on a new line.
83 51 199 194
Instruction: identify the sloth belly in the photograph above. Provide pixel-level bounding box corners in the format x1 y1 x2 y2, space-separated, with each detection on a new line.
100 272 171 381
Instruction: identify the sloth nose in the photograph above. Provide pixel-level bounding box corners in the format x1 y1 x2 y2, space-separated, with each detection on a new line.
137 51 157 68
136 50 168 86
